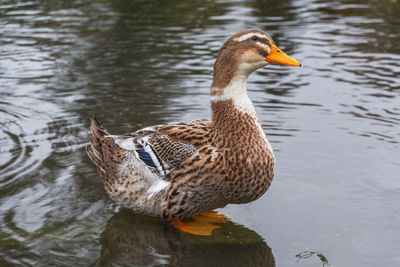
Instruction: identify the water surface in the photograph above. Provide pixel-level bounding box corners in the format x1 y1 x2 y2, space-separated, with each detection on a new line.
1 0 400 266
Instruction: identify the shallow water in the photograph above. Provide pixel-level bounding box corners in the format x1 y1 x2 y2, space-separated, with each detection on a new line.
1 0 399 266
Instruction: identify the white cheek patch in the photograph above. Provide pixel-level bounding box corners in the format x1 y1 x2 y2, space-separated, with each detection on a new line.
241 50 259 62
238 51 269 75
235 32 267 42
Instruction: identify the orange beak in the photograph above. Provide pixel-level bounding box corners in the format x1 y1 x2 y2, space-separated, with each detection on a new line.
265 42 301 66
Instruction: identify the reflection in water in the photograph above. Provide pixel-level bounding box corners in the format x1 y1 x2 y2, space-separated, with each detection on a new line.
94 209 275 267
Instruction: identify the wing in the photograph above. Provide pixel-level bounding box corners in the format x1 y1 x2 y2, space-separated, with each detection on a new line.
157 119 211 148
113 119 211 177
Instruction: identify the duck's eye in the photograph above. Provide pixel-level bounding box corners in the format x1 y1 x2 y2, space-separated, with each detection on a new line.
252 36 258 41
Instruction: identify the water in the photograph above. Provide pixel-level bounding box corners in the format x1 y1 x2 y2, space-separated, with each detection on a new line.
1 0 399 266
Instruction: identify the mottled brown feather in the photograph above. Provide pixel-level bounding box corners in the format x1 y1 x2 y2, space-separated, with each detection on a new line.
147 134 196 168
161 99 274 219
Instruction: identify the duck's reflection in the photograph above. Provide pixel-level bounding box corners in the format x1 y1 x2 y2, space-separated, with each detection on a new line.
93 209 275 267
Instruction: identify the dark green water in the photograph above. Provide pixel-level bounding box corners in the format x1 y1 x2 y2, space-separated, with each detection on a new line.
1 0 400 266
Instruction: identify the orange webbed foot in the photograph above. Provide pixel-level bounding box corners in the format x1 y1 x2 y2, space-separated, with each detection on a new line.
171 212 227 236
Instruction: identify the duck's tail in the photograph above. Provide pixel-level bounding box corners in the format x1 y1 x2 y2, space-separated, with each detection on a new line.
86 115 165 217
86 115 110 176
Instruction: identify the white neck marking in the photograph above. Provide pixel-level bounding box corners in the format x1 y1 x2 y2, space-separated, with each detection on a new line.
210 75 256 116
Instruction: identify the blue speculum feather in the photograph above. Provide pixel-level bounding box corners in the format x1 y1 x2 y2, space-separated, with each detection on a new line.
136 148 156 167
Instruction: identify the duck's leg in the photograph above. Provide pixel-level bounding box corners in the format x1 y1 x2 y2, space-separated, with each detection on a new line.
199 212 227 223
171 212 227 236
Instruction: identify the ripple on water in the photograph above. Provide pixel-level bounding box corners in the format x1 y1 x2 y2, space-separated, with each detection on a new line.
292 0 400 145
0 100 51 189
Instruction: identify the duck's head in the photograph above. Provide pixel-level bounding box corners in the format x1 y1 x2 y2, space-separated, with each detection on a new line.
212 29 300 89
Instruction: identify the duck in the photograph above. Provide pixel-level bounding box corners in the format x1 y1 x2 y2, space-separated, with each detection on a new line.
86 29 300 236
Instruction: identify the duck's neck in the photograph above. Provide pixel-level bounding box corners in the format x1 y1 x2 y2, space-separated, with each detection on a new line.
210 73 257 121
210 73 272 154
210 70 273 154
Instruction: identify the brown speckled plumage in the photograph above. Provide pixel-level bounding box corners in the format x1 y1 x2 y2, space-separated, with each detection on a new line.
86 29 290 221
160 98 274 219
